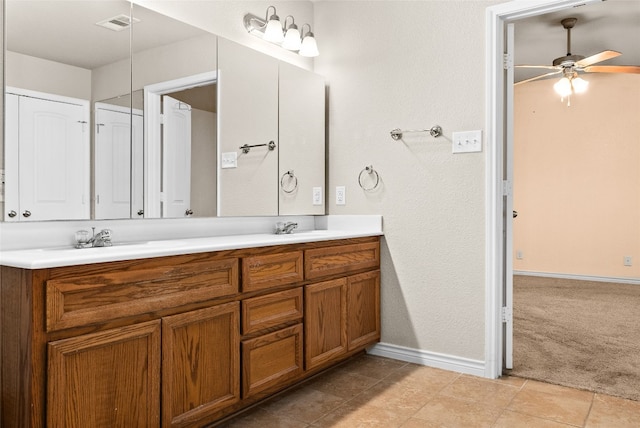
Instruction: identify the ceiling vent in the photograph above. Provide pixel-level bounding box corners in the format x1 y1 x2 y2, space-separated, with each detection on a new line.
96 14 140 32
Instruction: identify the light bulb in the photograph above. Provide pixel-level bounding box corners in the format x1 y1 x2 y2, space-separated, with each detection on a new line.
572 76 589 93
299 33 319 57
553 77 572 97
264 14 284 43
282 26 301 51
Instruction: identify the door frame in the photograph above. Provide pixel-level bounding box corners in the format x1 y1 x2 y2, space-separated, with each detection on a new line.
143 71 217 218
483 0 604 379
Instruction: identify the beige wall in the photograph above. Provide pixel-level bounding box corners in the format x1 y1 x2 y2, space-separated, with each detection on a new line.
315 0 503 360
514 73 640 279
190 109 217 217
6 51 92 100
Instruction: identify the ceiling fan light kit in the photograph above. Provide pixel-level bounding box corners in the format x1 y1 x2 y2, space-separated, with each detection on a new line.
516 17 640 106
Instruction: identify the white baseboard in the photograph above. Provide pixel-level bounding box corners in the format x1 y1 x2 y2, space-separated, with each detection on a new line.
514 270 640 286
367 342 486 378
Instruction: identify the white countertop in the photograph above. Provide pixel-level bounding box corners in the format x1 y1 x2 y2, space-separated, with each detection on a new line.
0 216 383 269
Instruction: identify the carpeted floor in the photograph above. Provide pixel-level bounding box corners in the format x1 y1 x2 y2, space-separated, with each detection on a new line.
508 275 640 402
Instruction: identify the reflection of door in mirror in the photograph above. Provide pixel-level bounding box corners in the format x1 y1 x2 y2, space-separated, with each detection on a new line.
162 95 192 218
5 87 90 221
94 103 143 220
144 74 217 219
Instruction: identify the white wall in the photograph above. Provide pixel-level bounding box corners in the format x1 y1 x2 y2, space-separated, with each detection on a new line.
315 0 503 361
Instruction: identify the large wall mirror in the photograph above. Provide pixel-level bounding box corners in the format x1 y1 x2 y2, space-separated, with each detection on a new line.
3 0 216 221
3 0 324 222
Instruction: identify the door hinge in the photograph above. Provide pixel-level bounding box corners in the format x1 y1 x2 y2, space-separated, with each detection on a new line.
502 180 512 196
159 113 165 124
503 53 513 70
501 306 512 323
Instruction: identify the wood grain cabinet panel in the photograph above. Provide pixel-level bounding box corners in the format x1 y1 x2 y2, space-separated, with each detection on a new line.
242 251 303 292
47 320 161 428
304 242 380 280
304 279 347 370
347 271 381 350
162 302 240 428
242 287 303 334
241 324 303 398
45 256 238 332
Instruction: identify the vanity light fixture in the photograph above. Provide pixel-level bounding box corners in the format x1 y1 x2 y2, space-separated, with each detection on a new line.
282 16 302 51
263 6 284 43
243 6 319 57
299 23 319 57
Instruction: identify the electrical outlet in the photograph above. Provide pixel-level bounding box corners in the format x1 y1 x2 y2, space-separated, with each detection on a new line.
624 256 632 266
336 186 346 205
312 187 322 205
516 250 523 260
452 130 482 154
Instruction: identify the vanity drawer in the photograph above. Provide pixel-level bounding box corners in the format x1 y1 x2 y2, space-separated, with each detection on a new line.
242 287 303 335
304 242 380 280
241 323 303 398
242 251 304 292
45 256 239 332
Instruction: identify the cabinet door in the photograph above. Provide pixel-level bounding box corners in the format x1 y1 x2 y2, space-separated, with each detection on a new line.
218 38 279 216
162 302 240 428
347 271 381 351
242 324 303 398
304 278 347 370
278 62 325 215
47 321 161 427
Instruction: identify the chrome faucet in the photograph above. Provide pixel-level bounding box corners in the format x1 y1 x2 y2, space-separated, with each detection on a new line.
275 221 298 235
75 227 113 248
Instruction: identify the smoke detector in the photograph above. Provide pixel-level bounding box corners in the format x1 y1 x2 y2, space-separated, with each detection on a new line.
96 14 140 32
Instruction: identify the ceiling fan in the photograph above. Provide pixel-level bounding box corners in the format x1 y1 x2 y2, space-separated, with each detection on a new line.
515 17 640 86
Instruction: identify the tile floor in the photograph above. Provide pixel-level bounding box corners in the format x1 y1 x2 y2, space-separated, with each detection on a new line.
219 354 640 428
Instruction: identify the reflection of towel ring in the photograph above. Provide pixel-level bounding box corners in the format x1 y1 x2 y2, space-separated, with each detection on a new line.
358 165 380 191
280 170 298 193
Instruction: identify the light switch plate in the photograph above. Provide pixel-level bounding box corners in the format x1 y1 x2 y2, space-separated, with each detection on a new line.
221 152 237 168
452 130 482 153
312 187 323 205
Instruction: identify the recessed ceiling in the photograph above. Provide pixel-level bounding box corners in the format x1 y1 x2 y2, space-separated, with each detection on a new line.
514 0 640 83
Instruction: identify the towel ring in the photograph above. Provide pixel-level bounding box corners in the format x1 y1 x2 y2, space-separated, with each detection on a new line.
358 165 380 191
280 170 298 194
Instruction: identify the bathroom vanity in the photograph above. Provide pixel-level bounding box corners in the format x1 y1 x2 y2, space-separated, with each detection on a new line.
0 232 381 427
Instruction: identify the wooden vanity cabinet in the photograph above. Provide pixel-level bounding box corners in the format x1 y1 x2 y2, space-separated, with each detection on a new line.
0 236 380 427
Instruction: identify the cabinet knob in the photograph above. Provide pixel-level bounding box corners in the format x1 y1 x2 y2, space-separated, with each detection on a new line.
185 209 194 216
137 209 144 216
22 210 32 218
8 210 17 218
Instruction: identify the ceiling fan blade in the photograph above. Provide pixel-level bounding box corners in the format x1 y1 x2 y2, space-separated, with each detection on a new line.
514 70 562 86
576 50 621 67
515 65 559 70
584 65 640 74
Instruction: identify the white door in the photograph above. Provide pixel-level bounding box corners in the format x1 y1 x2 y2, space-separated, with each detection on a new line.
94 105 144 219
131 110 144 218
503 23 516 370
94 105 132 219
4 93 20 221
162 95 192 218
18 94 89 221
